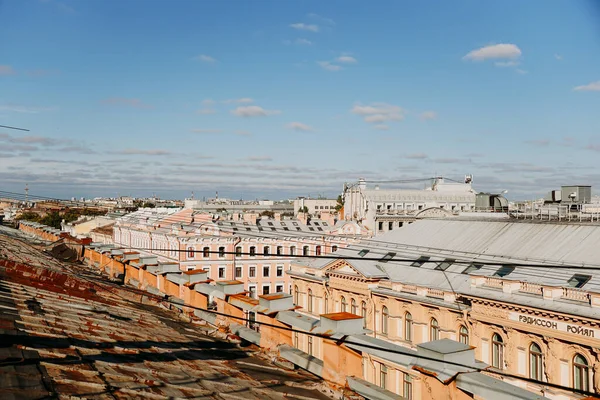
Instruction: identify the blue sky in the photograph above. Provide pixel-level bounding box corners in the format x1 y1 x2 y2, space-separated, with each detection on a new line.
1 0 599 200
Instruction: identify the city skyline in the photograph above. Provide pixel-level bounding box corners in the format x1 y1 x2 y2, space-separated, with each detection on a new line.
1 0 600 199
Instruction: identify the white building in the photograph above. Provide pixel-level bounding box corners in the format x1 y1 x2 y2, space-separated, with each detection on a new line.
343 176 476 235
293 198 338 216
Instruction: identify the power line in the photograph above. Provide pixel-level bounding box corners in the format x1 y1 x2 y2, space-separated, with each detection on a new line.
0 124 30 132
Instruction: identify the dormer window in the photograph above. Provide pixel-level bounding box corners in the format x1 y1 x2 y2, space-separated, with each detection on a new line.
494 265 515 277
567 274 591 288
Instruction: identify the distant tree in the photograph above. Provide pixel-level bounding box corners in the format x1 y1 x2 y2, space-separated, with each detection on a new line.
142 202 156 208
298 206 309 214
260 210 275 218
216 208 227 213
17 212 41 223
40 212 62 229
335 195 345 212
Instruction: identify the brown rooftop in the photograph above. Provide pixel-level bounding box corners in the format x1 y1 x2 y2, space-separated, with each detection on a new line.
260 293 291 301
321 312 363 321
230 294 260 305
183 269 208 275
217 280 244 285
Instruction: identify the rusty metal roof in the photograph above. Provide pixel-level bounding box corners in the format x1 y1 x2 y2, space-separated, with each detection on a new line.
0 229 333 400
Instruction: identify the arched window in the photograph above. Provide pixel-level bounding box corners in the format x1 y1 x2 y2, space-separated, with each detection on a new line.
351 299 357 315
573 354 589 391
492 333 504 369
361 301 367 327
529 343 543 381
290 246 296 256
341 296 347 312
203 246 210 257
332 245 338 252
263 246 270 256
430 318 439 340
303 246 309 256
459 325 469 345
218 246 225 257
249 246 256 256
235 246 242 257
187 247 194 258
405 312 413 342
315 245 322 256
294 285 299 305
307 289 313 312
276 246 283 256
382 306 389 335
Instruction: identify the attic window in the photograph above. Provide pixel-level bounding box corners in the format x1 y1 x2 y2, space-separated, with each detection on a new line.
567 274 591 288
283 227 289 231
411 256 430 267
313 222 320 226
317 227 323 231
268 222 274 226
380 252 396 263
246 227 251 231
435 259 455 271
281 222 286 226
494 265 515 277
309 227 315 231
322 222 328 226
296 227 302 231
293 222 298 226
258 227 264 231
462 263 482 274
358 249 370 257
271 227 277 231
232 228 238 231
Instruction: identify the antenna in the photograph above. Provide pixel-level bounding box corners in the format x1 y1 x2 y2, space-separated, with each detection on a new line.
24 184 29 204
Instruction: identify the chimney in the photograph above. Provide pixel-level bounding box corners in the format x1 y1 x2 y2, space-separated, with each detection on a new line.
274 213 281 221
243 213 258 224
297 213 308 225
317 312 365 335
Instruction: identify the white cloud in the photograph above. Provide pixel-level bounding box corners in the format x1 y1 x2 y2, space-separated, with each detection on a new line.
317 61 342 71
201 99 215 106
554 54 563 60
230 105 281 117
234 130 251 136
246 156 273 162
494 61 520 68
196 108 216 115
405 153 428 160
515 68 528 75
463 43 522 61
222 98 254 104
286 122 313 132
374 124 389 130
419 111 437 121
118 149 171 156
307 13 335 26
295 38 312 45
195 54 216 63
290 23 319 32
351 103 404 124
336 56 357 64
573 81 600 92
0 65 15 75
191 129 222 134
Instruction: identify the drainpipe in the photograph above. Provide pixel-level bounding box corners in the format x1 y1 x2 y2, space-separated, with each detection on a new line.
232 236 241 280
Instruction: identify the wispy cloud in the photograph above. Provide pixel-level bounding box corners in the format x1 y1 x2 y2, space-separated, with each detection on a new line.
191 129 223 134
524 139 551 147
585 144 600 152
234 130 251 136
290 23 319 32
494 61 520 68
246 156 273 162
351 102 404 124
405 153 428 160
307 13 335 26
201 99 215 106
317 61 342 71
554 54 563 61
102 97 152 109
222 98 254 104
231 105 281 117
419 111 437 121
10 135 60 146
0 104 56 113
295 38 312 45
196 108 217 115
117 148 171 156
0 65 15 76
286 122 313 132
463 43 522 61
195 54 216 63
336 56 357 64
573 81 600 92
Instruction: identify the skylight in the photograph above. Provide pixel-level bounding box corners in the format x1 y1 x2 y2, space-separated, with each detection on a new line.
435 259 455 271
358 249 370 257
494 265 515 277
567 274 591 288
462 263 483 274
411 256 430 267
380 252 396 263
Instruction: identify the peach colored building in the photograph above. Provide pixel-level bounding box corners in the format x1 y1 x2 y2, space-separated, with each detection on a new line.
290 219 600 399
112 207 367 298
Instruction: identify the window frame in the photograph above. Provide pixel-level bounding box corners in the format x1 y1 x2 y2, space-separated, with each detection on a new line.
492 333 504 369
573 353 590 391
529 342 543 381
404 312 413 342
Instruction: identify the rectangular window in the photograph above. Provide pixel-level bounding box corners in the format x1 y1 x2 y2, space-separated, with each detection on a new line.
235 266 242 278
435 259 455 271
249 266 256 278
380 364 387 389
358 249 370 257
308 336 313 356
380 252 396 263
290 246 296 256
248 285 257 299
378 222 383 231
262 285 270 295
263 246 270 256
235 246 242 257
403 373 413 400
249 246 256 256
388 222 393 230
276 246 283 256
218 246 225 258
568 274 592 288
410 256 430 267
263 265 270 277
218 267 225 279
494 265 515 277
276 265 283 277
463 263 483 274
276 284 283 293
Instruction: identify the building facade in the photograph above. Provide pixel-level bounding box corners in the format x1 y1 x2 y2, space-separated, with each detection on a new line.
289 219 600 399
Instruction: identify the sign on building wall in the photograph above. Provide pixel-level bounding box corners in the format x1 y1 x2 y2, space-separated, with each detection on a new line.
508 312 599 339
